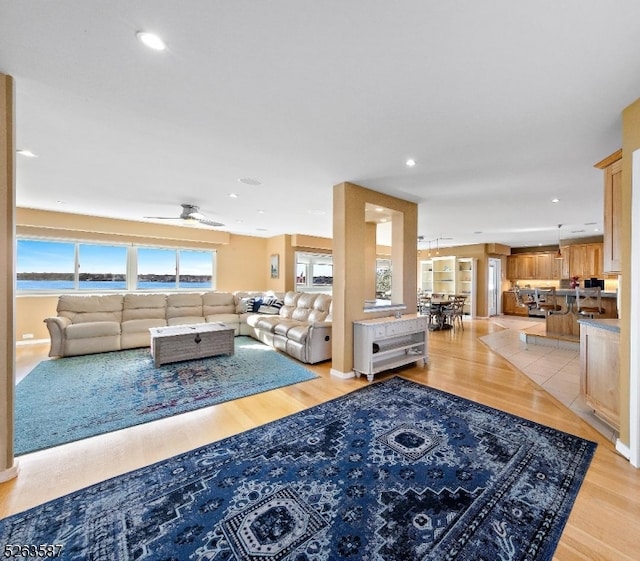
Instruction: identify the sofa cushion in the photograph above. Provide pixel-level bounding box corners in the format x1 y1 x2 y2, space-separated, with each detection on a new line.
308 294 332 323
286 325 310 344
273 319 305 337
66 321 120 340
167 316 206 327
278 291 301 319
121 318 167 334
252 316 282 332
204 313 240 325
166 293 203 321
122 294 167 321
58 294 123 324
203 292 236 315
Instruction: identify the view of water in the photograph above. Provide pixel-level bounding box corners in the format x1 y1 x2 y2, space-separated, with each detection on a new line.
17 280 213 291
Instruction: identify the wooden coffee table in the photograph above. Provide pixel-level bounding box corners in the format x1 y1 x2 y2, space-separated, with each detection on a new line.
149 323 235 367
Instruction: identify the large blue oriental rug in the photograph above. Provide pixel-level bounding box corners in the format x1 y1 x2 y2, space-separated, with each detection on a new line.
1 377 596 560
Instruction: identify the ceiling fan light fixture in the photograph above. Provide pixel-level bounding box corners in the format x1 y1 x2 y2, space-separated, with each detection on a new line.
136 31 166 51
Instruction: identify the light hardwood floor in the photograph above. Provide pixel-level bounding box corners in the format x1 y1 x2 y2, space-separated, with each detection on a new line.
3 319 640 560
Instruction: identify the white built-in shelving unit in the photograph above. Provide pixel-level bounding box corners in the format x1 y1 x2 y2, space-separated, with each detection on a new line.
419 256 477 317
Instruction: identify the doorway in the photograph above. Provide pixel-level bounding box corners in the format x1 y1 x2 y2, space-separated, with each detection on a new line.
488 258 501 317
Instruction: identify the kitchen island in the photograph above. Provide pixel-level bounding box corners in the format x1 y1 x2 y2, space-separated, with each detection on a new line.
518 288 618 340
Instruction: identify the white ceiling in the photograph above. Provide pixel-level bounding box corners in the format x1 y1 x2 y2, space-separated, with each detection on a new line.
2 1 640 248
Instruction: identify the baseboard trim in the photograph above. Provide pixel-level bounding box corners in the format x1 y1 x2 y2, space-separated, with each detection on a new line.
0 461 19 483
16 339 49 347
330 368 355 379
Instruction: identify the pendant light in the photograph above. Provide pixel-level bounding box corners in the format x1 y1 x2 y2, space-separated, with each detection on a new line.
555 224 563 259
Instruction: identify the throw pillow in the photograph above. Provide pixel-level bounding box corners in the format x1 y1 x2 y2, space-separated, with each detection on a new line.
236 297 254 314
258 297 284 315
251 297 263 313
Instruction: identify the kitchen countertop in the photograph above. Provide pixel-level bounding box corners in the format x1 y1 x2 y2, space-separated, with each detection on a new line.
577 318 621 333
510 288 617 298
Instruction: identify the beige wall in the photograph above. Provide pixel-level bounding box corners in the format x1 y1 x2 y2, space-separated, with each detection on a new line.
619 97 640 447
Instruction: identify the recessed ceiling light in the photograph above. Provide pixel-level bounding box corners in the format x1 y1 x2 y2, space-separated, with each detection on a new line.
380 218 387 223
375 207 384 212
229 193 239 198
17 149 38 158
257 209 265 214
238 177 262 186
551 198 560 203
406 159 416 167
136 31 166 51
594 227 600 232
256 227 268 231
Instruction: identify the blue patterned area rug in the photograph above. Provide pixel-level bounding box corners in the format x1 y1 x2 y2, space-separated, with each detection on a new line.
3 377 595 560
15 337 318 455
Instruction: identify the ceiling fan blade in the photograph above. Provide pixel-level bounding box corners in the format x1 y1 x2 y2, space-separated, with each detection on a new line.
144 216 179 220
198 219 225 227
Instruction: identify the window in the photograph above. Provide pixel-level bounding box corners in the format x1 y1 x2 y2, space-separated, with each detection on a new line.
295 252 332 292
178 249 214 289
78 243 127 290
17 239 75 291
16 238 216 292
376 258 392 299
137 247 177 289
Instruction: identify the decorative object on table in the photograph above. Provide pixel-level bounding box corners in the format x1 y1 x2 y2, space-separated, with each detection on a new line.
14 337 318 455
570 275 580 288
2 377 596 560
270 253 280 278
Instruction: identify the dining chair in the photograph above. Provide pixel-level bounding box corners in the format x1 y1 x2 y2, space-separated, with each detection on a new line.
575 287 605 318
443 295 466 330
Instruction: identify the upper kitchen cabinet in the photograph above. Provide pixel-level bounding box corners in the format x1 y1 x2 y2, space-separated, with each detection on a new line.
506 252 560 280
594 150 622 274
568 243 603 279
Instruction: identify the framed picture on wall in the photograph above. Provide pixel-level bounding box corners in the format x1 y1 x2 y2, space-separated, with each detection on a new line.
270 254 279 279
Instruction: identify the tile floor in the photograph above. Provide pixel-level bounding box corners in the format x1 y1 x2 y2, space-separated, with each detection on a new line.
481 316 619 443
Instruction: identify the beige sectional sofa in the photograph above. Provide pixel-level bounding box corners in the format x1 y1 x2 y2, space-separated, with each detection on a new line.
43 290 332 364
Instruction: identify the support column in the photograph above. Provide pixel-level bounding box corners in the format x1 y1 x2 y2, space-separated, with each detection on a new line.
331 182 417 377
0 73 18 481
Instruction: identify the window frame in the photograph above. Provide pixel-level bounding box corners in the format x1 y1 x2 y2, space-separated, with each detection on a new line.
16 236 217 294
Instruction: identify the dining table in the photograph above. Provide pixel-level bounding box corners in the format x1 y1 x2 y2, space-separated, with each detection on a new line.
428 298 453 330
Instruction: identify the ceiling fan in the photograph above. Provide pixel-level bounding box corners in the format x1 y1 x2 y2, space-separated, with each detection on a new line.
144 204 224 227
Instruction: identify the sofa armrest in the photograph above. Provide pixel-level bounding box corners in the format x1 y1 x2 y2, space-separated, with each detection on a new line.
306 322 332 363
44 317 71 357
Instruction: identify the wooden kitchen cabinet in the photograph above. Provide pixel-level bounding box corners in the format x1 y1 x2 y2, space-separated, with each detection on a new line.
568 243 603 279
580 320 620 431
595 150 622 274
502 291 529 316
506 252 560 280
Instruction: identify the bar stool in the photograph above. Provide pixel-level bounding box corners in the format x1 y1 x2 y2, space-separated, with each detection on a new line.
534 287 561 315
575 287 605 318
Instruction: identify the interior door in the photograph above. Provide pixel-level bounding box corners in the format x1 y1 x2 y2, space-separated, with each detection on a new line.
488 258 501 316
